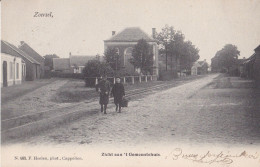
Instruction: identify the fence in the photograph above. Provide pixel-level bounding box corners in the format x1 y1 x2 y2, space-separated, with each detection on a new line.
85 75 158 87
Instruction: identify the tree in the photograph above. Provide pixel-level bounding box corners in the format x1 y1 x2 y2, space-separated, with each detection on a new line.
168 31 186 71
180 41 200 72
156 25 175 71
104 48 120 72
156 25 199 74
211 44 240 73
43 54 59 70
129 39 153 74
83 60 114 87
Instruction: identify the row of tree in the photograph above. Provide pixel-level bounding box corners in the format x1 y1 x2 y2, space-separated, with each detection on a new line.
211 44 240 73
155 25 200 73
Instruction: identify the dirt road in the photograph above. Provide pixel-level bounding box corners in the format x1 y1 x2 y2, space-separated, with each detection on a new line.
6 74 260 148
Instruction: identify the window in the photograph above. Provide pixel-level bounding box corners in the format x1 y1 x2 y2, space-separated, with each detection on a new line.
9 62 13 79
23 64 26 76
16 63 19 79
124 47 133 66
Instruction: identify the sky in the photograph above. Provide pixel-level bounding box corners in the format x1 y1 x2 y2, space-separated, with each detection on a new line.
2 0 260 63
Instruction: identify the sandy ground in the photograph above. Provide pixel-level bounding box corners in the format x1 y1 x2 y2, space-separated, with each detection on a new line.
1 80 69 119
17 74 260 147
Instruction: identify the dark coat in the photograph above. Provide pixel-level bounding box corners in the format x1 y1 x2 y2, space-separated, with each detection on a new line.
111 83 125 104
96 79 110 105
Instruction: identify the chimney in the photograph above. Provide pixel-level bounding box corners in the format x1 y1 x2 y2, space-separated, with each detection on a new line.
112 31 116 36
152 28 156 39
20 41 25 45
69 52 71 57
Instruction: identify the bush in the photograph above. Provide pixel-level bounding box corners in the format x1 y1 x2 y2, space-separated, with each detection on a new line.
83 60 114 87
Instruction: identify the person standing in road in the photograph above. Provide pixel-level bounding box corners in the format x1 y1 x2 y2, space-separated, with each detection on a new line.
96 76 110 114
111 77 125 113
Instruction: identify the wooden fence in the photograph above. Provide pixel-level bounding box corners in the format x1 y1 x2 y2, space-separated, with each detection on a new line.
84 75 157 87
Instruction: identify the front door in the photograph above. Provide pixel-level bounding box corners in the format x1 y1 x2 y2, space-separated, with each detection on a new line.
3 61 7 87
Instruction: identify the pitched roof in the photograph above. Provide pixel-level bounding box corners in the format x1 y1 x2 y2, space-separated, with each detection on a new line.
254 45 260 52
19 41 45 63
53 58 70 70
104 27 156 42
70 55 96 66
237 58 246 64
1 40 40 64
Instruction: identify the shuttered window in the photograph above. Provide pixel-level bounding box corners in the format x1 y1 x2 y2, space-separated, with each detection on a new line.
9 62 13 79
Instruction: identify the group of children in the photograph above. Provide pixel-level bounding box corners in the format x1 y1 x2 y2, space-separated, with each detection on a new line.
96 76 125 114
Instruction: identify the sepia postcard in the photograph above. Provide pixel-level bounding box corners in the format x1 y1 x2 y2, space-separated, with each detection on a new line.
1 0 260 166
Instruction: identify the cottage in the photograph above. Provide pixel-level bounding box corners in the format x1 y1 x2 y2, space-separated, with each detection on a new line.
1 43 25 87
19 41 45 78
104 27 159 75
191 60 209 75
2 40 41 82
53 53 97 73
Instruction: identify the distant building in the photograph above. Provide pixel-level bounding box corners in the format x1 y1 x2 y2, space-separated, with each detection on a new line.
191 60 209 75
1 40 28 87
237 57 247 77
242 45 260 88
104 27 159 75
18 41 45 78
53 53 97 73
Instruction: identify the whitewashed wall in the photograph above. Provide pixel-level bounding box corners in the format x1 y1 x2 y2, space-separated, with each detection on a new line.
1 53 23 87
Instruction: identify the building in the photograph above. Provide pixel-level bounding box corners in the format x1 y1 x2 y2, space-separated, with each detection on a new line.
18 41 45 78
1 41 26 87
104 27 159 75
242 45 260 88
53 53 97 73
191 60 209 75
2 40 41 82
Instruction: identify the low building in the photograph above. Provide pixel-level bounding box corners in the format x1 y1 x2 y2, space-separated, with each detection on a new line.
19 41 45 78
1 41 26 87
2 40 41 81
104 27 159 75
53 53 97 73
243 45 260 88
191 60 209 75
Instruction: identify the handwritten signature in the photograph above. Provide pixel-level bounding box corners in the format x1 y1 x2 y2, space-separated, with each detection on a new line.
165 148 259 165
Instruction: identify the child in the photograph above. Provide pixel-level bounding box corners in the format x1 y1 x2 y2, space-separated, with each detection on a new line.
111 78 125 113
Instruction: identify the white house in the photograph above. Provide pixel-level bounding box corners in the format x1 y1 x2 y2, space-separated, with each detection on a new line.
191 60 209 75
1 52 25 87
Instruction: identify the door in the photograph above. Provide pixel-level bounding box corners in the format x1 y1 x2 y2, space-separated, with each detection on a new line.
3 61 7 87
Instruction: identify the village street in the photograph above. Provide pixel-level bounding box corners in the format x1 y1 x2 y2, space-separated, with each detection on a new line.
18 74 260 147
